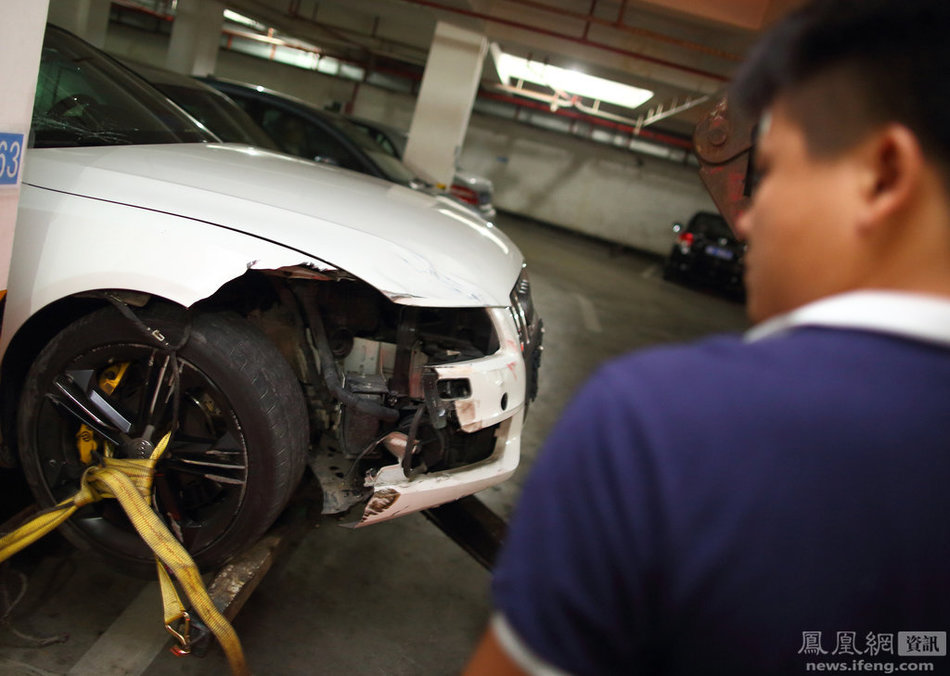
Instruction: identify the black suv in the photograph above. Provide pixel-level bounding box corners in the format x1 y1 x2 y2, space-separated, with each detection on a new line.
201 78 424 187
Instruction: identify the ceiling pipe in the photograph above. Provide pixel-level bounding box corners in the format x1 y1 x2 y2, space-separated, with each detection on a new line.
479 89 694 150
396 0 729 82
581 0 595 40
493 81 708 135
285 0 374 55
113 0 173 21
501 0 743 61
112 0 694 153
614 0 627 27
222 26 322 54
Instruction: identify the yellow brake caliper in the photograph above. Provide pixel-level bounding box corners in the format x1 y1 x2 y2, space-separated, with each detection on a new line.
75 361 130 464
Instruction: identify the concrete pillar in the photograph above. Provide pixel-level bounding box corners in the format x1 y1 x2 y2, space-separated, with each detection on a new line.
403 21 487 188
165 0 225 76
46 0 111 48
0 0 49 298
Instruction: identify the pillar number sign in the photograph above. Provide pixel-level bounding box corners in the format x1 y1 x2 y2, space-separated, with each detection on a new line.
0 132 25 186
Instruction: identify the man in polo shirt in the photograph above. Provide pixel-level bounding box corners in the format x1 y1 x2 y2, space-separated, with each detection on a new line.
464 0 950 674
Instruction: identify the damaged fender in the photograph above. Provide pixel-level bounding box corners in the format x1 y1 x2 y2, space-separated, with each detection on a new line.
1 185 332 360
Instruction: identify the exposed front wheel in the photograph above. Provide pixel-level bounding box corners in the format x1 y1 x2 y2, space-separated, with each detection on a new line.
17 304 308 572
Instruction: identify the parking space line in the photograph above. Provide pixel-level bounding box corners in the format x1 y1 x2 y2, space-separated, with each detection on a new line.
67 582 166 676
0 657 59 675
573 293 603 333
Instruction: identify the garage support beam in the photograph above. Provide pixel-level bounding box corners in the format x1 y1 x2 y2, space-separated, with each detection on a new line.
47 0 110 48
0 0 48 298
403 21 487 188
165 0 225 77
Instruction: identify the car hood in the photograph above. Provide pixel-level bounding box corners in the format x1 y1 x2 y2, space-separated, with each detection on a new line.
23 143 522 307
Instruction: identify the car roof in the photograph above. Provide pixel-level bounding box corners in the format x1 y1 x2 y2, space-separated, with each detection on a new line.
201 77 339 120
202 78 430 181
119 58 218 91
120 62 280 150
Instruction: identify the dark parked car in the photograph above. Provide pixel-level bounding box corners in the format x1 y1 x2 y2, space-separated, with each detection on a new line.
201 78 431 190
663 211 745 297
122 60 280 151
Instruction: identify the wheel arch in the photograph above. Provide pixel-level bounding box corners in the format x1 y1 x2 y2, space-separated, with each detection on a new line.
1 292 113 467
14 296 310 570
0 271 306 469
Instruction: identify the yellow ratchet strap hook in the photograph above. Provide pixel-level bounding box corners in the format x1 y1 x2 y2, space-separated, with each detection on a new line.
164 608 192 656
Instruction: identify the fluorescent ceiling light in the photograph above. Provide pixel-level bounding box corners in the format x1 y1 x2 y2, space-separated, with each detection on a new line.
491 43 652 110
223 9 266 32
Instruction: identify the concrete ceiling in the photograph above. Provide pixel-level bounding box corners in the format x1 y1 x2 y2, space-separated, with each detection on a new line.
220 0 804 137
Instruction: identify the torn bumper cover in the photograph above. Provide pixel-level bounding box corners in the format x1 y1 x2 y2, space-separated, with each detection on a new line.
354 307 529 526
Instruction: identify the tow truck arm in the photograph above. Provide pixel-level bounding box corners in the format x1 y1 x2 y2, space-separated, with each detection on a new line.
693 96 757 233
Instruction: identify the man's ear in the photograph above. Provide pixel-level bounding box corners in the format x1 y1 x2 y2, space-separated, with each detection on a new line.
859 123 924 230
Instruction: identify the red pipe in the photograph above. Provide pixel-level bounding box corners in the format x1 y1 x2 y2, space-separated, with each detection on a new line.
221 28 321 55
503 0 742 62
398 0 729 82
615 0 627 27
479 89 694 150
112 0 173 22
286 1 421 61
581 0 596 40
346 82 361 115
114 0 693 152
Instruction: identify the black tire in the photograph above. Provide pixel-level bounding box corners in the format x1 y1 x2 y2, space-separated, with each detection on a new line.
17 304 308 572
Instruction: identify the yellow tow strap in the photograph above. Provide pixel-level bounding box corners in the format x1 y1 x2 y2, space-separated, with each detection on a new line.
0 433 249 676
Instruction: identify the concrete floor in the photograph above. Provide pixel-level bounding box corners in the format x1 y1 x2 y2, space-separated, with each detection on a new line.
0 213 748 675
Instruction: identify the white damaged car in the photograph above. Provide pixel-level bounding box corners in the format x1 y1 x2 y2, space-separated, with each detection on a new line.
1 26 542 571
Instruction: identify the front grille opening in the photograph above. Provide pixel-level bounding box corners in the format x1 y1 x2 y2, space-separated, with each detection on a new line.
415 307 498 360
438 378 472 399
432 425 498 471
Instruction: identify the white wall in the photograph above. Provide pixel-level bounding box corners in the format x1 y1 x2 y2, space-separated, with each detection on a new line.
104 22 715 256
351 87 715 256
460 117 714 255
350 86 415 130
103 22 168 65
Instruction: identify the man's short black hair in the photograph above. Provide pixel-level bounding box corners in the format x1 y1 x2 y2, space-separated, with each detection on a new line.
731 0 950 165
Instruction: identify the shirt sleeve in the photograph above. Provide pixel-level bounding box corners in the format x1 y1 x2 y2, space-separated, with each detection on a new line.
490 612 572 676
491 363 663 676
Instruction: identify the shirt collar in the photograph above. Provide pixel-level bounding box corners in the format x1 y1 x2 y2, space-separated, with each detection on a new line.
745 290 950 347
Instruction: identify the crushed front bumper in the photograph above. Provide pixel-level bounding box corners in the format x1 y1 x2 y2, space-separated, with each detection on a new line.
354 307 529 526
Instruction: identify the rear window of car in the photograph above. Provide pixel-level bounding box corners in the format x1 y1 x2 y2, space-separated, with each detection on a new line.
327 116 417 184
690 213 733 239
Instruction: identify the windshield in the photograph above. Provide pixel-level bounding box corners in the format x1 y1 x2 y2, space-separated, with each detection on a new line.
329 116 418 184
362 146 419 184
691 213 734 240
153 82 280 151
348 120 408 159
32 26 214 148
